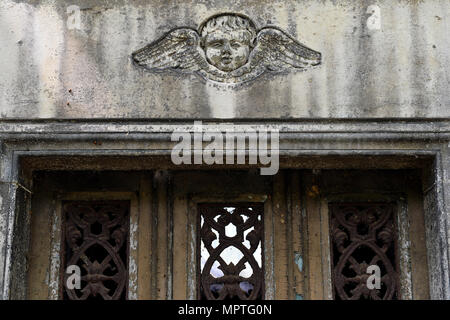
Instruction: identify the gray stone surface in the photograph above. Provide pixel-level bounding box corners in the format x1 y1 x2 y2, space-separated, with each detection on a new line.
1 0 449 118
0 0 449 300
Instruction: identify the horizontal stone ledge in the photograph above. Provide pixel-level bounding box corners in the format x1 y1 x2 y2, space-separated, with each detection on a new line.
0 132 449 142
15 152 434 171
0 119 449 134
10 149 439 157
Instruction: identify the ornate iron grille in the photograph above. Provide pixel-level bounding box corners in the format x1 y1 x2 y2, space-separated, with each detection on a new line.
198 204 264 300
61 201 130 300
329 203 400 300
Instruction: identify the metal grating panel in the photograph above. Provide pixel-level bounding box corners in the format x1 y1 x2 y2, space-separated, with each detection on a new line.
198 203 265 300
61 201 130 300
329 202 400 300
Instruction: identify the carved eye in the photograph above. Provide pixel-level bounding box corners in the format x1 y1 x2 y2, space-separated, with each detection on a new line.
211 42 222 48
230 42 241 49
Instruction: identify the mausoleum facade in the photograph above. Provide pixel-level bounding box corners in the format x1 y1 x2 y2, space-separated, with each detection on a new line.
0 0 448 300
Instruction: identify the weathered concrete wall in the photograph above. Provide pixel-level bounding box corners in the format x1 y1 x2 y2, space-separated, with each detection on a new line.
0 0 449 118
0 0 449 301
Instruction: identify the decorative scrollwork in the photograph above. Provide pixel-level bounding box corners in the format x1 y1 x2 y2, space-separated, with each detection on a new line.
62 201 129 300
329 203 400 300
198 204 264 300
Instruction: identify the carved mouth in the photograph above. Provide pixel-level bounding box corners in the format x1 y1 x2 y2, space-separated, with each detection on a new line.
221 57 232 64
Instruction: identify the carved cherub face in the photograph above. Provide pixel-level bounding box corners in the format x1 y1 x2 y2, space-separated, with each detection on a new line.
203 30 252 71
200 15 256 72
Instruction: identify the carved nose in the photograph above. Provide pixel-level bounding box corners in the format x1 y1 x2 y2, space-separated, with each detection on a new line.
222 43 232 55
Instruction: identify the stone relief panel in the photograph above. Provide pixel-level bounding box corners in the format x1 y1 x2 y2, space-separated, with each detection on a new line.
132 13 321 85
1 0 449 118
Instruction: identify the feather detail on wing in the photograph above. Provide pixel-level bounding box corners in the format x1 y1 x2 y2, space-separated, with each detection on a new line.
132 28 208 72
250 27 321 72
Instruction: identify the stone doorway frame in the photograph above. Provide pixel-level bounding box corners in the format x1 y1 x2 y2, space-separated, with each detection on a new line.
0 119 448 299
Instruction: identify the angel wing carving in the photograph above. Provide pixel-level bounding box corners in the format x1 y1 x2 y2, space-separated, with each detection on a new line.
231 27 322 83
132 28 208 73
132 14 321 85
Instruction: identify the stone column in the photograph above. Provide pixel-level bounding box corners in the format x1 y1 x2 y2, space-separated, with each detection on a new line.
0 143 15 300
423 144 450 299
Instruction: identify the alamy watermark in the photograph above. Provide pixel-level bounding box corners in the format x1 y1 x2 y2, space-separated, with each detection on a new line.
366 5 381 31
66 265 81 290
171 121 279 175
66 5 81 30
366 265 381 290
